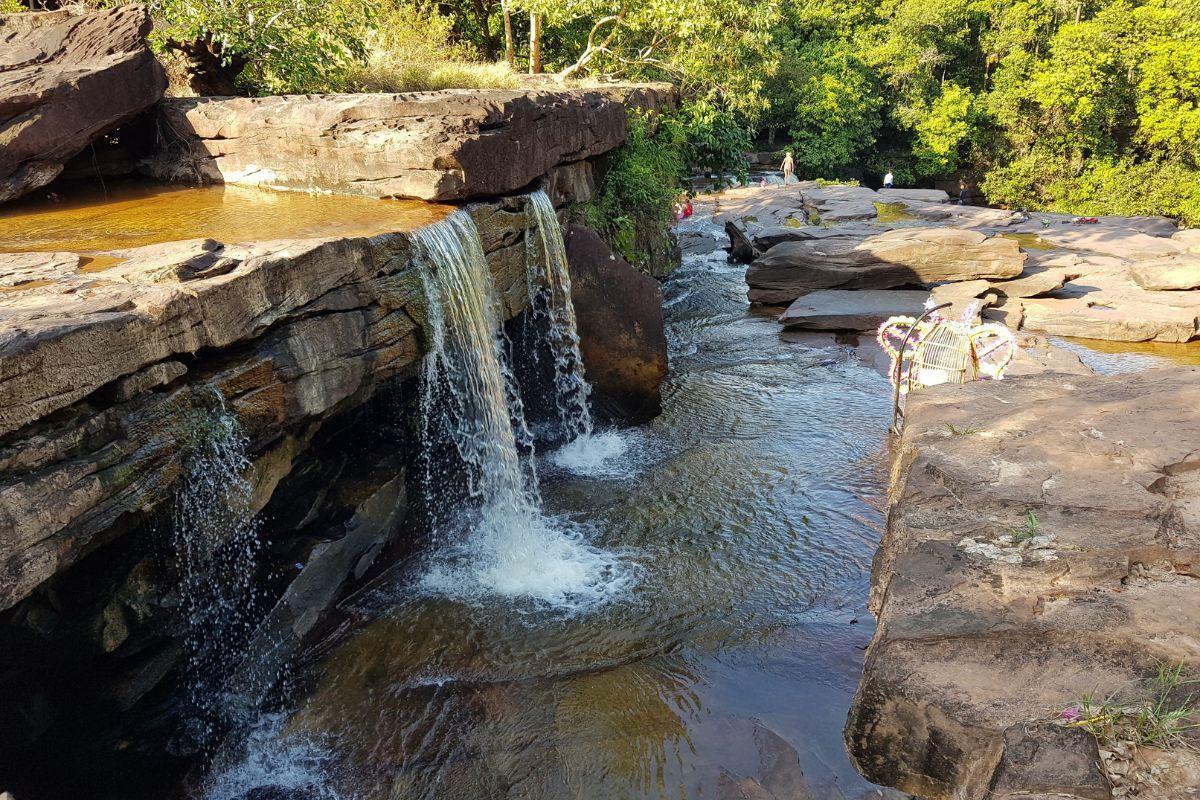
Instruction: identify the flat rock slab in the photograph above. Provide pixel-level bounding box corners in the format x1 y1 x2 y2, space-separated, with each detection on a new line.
877 188 949 204
1022 296 1199 342
1130 254 1200 291
0 5 166 203
144 84 675 202
1173 229 1200 253
847 368 1200 799
778 289 931 330
988 265 1075 298
1035 226 1183 260
747 227 1024 304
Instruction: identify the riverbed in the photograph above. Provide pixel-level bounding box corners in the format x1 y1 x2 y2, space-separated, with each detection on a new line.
204 212 896 800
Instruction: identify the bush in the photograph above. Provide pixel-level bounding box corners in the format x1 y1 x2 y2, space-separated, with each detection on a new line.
341 0 518 92
0 0 25 12
984 156 1200 226
133 0 369 93
585 115 685 270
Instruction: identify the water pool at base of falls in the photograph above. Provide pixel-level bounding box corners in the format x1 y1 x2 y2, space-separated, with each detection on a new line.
205 215 896 800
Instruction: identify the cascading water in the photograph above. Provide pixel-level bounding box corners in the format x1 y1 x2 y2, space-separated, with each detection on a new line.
172 399 263 747
525 190 634 475
414 210 630 608
525 189 594 441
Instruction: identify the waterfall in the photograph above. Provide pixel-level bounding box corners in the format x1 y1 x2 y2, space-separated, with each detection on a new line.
525 189 594 441
525 190 634 476
414 210 629 608
172 400 262 747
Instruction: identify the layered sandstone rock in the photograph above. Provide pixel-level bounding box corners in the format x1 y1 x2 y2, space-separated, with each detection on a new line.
847 369 1200 799
0 5 165 202
144 84 676 201
746 228 1025 305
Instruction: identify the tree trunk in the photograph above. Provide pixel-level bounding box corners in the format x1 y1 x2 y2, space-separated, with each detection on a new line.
529 13 543 74
503 0 515 68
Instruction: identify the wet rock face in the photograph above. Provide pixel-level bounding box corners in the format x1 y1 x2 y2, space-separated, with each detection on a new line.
847 368 1200 799
565 224 668 422
0 5 166 203
144 85 676 201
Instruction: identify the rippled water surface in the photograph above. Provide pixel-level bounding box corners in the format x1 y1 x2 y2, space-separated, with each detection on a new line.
211 213 894 800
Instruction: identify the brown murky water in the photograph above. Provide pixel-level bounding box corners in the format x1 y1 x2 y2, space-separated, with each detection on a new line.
1053 336 1200 372
0 181 450 253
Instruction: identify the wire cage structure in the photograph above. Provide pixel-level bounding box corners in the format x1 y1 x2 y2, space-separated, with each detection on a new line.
878 300 1017 433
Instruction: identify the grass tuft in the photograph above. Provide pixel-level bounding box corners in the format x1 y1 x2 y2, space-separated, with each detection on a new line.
1064 661 1200 750
1009 511 1040 542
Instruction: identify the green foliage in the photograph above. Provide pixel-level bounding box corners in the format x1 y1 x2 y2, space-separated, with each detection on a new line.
342 0 518 92
663 101 753 188
1008 511 1040 542
912 83 978 176
584 114 684 268
139 0 370 93
786 41 883 175
0 0 25 12
514 0 780 117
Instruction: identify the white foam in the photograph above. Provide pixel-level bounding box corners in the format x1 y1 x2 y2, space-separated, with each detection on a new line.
421 502 632 611
203 713 342 800
549 430 634 477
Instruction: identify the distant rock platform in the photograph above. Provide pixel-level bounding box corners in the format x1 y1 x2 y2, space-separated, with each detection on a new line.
144 84 676 201
719 183 1200 344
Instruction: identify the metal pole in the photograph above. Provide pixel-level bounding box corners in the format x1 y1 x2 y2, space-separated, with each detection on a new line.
890 302 952 435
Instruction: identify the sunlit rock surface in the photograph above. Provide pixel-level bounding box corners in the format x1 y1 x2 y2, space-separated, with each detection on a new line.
725 183 1200 343
144 84 676 201
0 5 165 202
847 368 1200 799
748 227 1024 305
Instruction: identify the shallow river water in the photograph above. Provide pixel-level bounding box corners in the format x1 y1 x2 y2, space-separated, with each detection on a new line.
206 214 895 800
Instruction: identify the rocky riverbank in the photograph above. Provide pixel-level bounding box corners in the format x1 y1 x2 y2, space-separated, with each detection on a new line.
846 368 1200 799
722 183 1200 343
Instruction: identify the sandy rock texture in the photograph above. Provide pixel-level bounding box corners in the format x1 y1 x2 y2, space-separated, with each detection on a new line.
846 368 1200 799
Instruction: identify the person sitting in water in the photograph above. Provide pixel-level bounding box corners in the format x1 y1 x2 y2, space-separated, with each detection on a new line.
780 151 795 184
883 168 894 189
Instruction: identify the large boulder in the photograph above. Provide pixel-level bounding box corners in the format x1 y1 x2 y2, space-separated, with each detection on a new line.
565 224 668 422
0 5 165 203
746 227 1025 304
847 368 1200 799
144 85 676 201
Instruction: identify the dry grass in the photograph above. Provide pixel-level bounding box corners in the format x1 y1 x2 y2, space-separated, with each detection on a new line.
344 57 520 93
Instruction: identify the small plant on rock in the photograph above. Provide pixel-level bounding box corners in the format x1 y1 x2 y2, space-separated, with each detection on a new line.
1009 511 1040 543
944 422 980 436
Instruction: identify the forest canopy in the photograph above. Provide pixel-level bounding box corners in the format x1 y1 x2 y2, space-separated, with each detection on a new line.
8 0 1199 223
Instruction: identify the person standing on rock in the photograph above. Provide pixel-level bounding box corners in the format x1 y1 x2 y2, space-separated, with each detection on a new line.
883 168 894 189
780 151 795 184
959 177 969 205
